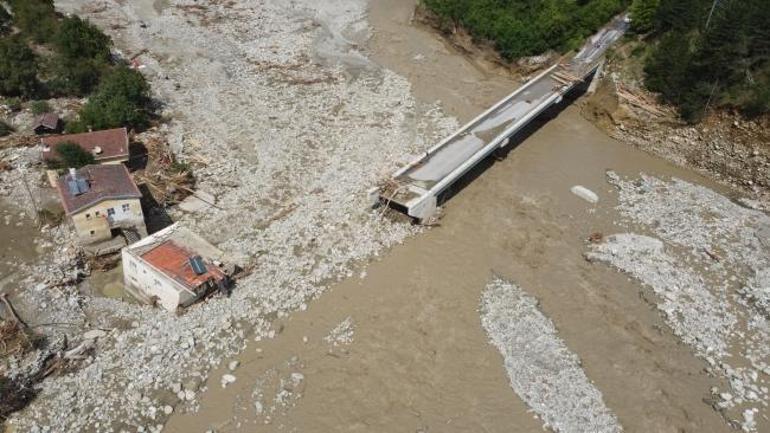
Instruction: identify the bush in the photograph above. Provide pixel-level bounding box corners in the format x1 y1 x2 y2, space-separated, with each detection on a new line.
30 100 51 115
72 66 151 131
2 97 22 112
47 57 109 97
7 0 58 44
54 16 112 62
422 0 629 60
48 142 95 169
0 120 13 137
629 0 659 34
0 36 39 98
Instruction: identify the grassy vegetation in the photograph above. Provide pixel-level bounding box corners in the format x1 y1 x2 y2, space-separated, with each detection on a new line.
0 1 152 130
422 0 630 59
637 0 770 121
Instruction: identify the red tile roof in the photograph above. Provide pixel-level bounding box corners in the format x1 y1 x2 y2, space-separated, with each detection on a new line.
55 164 142 215
140 241 227 291
42 128 129 162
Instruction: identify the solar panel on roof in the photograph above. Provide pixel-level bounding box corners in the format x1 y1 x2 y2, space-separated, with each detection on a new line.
189 256 207 275
67 179 79 195
75 178 90 194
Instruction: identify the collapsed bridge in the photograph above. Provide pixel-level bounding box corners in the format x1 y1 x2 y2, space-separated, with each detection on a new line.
374 15 630 222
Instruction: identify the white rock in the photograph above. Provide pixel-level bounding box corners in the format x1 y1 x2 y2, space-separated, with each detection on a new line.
228 360 239 371
570 185 599 204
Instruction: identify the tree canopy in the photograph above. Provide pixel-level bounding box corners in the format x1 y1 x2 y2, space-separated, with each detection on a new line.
423 0 630 60
0 36 39 98
643 0 770 121
69 66 151 132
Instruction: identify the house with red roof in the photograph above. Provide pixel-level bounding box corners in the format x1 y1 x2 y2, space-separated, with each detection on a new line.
56 164 146 248
121 223 233 311
42 127 130 165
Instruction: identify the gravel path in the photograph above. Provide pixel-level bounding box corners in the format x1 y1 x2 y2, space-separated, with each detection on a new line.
480 277 622 433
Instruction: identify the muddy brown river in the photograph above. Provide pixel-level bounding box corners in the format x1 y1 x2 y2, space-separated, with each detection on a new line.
164 1 734 432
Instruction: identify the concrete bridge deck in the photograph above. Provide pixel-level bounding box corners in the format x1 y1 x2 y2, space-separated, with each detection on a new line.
376 15 629 221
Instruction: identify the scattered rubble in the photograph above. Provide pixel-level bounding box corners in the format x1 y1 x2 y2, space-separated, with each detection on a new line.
4 0 456 431
587 172 770 432
480 277 622 433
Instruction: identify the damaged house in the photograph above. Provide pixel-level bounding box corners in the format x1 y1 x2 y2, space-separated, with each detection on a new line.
121 223 234 312
55 164 147 252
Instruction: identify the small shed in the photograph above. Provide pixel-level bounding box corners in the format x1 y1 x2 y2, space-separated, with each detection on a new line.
33 113 61 135
121 223 234 311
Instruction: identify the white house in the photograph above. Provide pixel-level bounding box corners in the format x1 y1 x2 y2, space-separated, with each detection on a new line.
122 223 234 311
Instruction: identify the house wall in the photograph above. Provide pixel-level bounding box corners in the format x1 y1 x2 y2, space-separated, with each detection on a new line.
71 198 145 244
122 251 182 311
121 251 204 311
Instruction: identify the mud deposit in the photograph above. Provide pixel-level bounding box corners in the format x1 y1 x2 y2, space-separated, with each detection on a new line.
4 1 765 432
163 1 747 429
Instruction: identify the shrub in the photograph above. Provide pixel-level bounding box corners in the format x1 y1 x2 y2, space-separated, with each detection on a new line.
2 97 22 112
73 66 151 131
0 37 39 98
629 0 659 34
0 120 13 137
30 100 51 115
422 0 629 60
49 142 95 169
7 0 58 44
54 16 112 62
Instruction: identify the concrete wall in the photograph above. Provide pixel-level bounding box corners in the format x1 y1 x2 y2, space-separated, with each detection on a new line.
122 250 186 312
71 198 145 244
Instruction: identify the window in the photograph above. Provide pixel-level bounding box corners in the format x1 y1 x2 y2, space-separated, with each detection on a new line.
107 208 115 216
122 203 130 212
154 279 161 286
95 211 100 217
130 261 137 270
85 213 91 219
89 230 95 235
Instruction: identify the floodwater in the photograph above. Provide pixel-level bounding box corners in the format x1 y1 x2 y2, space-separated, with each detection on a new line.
0 202 44 294
165 1 735 432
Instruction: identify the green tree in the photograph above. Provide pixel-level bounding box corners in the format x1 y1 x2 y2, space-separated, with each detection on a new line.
50 142 95 169
630 0 659 33
7 0 58 44
72 66 151 131
0 36 39 98
54 16 112 62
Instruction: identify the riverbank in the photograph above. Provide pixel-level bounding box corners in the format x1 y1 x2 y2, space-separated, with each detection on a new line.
164 1 758 432
3 1 767 432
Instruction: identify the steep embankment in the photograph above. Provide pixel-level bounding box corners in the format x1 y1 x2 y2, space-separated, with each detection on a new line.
417 0 770 205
